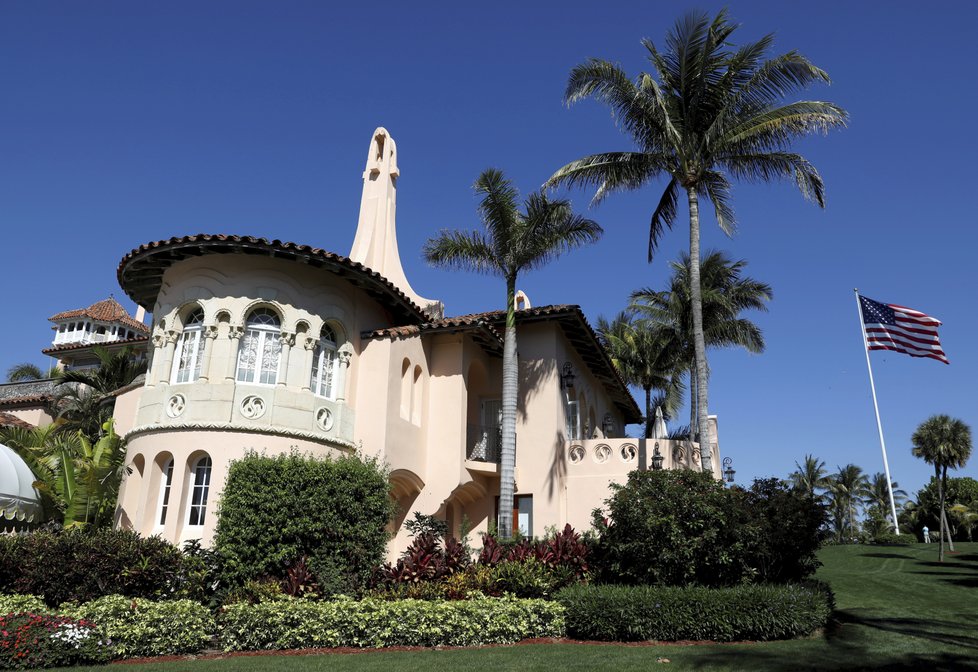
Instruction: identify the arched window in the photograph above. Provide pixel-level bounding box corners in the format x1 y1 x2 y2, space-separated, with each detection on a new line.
155 458 174 528
310 324 337 398
171 308 205 384
236 308 281 385
186 456 212 527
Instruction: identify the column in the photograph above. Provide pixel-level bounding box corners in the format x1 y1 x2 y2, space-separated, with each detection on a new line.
157 331 179 385
300 337 317 392
335 343 353 403
197 325 219 382
225 325 244 382
147 333 166 387
276 332 295 387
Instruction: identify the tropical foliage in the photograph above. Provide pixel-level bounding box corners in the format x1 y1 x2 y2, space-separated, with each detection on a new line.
630 251 770 446
911 414 973 560
826 464 870 544
0 421 127 528
52 346 146 438
5 363 59 382
547 9 845 470
789 454 831 501
424 168 601 537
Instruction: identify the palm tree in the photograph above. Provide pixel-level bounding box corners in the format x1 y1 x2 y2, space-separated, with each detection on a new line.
596 311 683 438
6 362 59 382
546 10 846 471
912 414 973 561
630 251 770 457
864 472 908 518
827 464 870 543
789 454 830 501
54 346 147 438
424 168 602 538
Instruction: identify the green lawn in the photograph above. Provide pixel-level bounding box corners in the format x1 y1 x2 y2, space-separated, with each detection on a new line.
78 543 978 671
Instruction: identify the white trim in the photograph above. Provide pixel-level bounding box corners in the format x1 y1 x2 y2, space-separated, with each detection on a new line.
184 455 212 528
153 458 174 531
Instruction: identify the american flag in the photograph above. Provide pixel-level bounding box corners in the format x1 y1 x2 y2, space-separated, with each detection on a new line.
859 295 948 364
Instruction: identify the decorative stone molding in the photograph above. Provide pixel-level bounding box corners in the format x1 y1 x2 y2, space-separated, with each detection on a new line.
593 444 612 464
227 325 244 340
239 395 266 419
315 407 334 431
151 333 167 348
278 331 296 347
568 444 585 464
302 336 318 351
619 443 637 463
165 394 186 418
337 342 354 366
203 324 219 340
123 422 356 451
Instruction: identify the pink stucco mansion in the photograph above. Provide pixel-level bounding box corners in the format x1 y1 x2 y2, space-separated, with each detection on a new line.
0 129 721 555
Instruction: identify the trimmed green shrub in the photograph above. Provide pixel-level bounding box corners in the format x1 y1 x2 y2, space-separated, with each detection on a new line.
872 532 917 546
739 478 827 582
219 596 565 650
0 528 186 606
557 582 832 642
215 452 395 595
592 470 749 587
60 595 214 658
0 612 112 669
0 594 49 615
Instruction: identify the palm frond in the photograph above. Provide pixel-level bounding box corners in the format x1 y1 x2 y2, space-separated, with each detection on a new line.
422 230 500 276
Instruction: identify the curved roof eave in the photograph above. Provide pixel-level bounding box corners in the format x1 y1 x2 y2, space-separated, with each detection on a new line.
116 234 431 327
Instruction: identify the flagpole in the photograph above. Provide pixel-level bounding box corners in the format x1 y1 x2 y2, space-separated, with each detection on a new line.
855 289 901 534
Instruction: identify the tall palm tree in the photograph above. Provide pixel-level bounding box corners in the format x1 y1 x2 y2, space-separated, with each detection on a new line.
424 168 602 538
546 10 846 471
827 464 870 543
597 311 683 438
6 363 59 382
630 251 770 458
789 454 830 501
912 414 973 561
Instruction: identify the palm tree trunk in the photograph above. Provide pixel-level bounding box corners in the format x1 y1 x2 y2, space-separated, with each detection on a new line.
938 465 945 562
686 187 713 473
688 362 696 467
498 275 518 539
644 386 652 438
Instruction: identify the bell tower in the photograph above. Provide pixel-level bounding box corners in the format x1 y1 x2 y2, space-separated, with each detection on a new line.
349 127 442 318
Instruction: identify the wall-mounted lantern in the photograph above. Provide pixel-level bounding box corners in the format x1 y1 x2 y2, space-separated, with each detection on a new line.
651 441 664 471
561 362 576 390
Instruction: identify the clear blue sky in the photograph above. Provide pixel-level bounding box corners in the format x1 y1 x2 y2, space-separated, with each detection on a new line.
2 1 975 498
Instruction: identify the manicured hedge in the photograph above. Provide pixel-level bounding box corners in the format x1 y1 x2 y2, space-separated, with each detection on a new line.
0 594 214 660
872 533 917 546
557 583 833 642
0 528 187 606
215 452 395 595
219 596 565 650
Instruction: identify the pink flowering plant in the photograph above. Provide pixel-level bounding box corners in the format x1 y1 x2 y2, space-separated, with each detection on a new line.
0 612 112 669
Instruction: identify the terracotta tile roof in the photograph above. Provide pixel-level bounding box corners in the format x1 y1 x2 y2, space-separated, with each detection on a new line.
49 297 150 334
0 412 35 430
0 395 53 409
0 380 57 408
116 234 432 326
41 335 150 356
365 304 642 423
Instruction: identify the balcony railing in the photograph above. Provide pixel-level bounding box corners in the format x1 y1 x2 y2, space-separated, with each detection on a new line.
466 424 501 463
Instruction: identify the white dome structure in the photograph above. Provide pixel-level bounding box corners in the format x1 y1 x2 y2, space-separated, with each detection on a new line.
0 443 44 523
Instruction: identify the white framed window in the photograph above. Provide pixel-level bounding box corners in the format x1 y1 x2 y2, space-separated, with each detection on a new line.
566 400 580 440
236 308 282 385
155 458 174 529
310 324 337 398
186 456 212 527
171 308 205 384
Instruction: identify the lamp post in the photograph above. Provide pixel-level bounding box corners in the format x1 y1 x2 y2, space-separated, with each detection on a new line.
722 457 735 483
651 441 664 471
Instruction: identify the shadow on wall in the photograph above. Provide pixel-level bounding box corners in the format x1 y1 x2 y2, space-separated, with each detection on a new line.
517 356 556 424
545 430 567 501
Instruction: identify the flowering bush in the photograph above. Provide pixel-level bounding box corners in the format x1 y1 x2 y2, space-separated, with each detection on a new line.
0 613 112 669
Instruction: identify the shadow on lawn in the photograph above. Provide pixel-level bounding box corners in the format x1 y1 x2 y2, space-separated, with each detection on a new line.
684 611 978 671
859 553 912 559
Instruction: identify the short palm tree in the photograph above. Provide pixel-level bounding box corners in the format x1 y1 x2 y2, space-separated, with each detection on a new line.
54 346 147 438
424 168 602 538
789 454 831 501
912 414 973 561
597 311 683 438
827 464 870 543
864 472 908 518
630 251 770 461
546 10 845 470
6 362 59 382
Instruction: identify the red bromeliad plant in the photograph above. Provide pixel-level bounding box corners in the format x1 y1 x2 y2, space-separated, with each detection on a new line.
378 533 472 585
478 525 590 577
